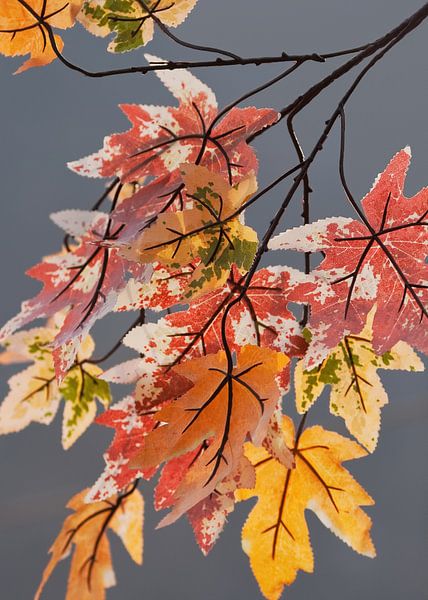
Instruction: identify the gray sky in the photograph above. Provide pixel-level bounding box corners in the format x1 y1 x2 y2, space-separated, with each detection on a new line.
0 1 427 599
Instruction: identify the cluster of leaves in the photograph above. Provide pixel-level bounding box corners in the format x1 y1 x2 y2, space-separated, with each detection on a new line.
0 2 427 600
0 0 198 73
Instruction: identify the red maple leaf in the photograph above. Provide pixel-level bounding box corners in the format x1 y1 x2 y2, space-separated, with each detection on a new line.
155 449 255 555
87 396 157 502
68 55 278 185
104 264 309 397
92 367 193 501
0 210 150 377
270 148 428 366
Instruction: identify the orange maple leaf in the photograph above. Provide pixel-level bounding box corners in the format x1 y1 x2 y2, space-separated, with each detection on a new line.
0 0 81 74
35 484 143 600
130 345 290 526
237 416 375 600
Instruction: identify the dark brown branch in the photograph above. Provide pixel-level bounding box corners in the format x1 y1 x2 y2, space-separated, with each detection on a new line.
136 0 242 60
219 2 428 371
248 3 428 143
10 0 392 79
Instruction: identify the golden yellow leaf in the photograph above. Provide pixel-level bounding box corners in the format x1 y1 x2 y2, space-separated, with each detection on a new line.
35 484 143 600
0 0 81 73
237 416 375 600
295 310 424 451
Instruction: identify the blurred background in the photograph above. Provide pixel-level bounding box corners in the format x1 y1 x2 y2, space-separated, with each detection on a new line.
0 0 427 598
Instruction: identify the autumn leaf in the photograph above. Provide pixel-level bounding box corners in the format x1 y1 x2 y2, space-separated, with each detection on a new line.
79 0 198 53
0 0 81 74
102 305 294 486
122 165 259 297
69 55 278 183
237 416 375 600
0 209 150 377
109 172 182 249
0 324 111 448
129 345 290 526
88 355 192 501
270 148 428 366
155 450 255 554
99 263 310 481
110 264 308 406
35 484 143 600
295 310 424 451
154 264 307 366
87 396 158 502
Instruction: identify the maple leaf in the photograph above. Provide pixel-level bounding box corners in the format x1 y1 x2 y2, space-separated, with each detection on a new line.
121 165 259 298
88 367 191 500
295 310 424 451
107 264 329 417
270 148 428 366
237 416 375 600
68 55 278 183
128 345 290 526
154 264 307 362
35 484 143 600
87 396 157 502
104 317 293 484
0 209 150 377
79 0 198 53
111 264 308 409
0 324 111 448
155 450 255 554
0 0 81 74
101 264 312 483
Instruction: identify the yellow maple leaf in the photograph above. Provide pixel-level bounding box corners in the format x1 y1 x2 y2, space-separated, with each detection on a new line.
0 0 81 74
35 484 143 600
125 164 258 298
237 416 375 600
295 310 424 451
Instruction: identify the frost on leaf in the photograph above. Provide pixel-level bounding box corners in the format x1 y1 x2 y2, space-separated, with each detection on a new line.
270 148 428 365
0 0 81 73
35 485 143 600
79 0 198 52
237 416 375 600
295 309 424 451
